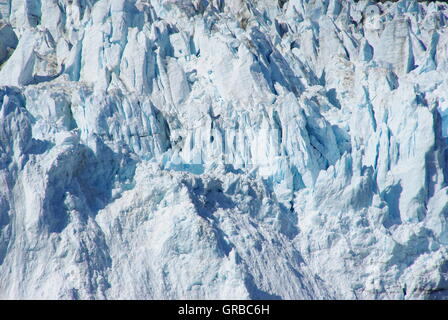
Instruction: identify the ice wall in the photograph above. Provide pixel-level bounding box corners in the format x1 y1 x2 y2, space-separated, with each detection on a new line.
0 0 448 300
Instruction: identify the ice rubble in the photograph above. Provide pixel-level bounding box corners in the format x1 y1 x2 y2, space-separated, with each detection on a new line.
0 0 448 299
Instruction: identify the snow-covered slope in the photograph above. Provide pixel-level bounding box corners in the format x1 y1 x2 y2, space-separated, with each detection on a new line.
1 0 448 300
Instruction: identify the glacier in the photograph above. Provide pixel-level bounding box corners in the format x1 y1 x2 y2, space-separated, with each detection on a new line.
0 0 448 300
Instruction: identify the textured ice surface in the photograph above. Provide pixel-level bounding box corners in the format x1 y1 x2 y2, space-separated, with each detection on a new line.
1 0 448 300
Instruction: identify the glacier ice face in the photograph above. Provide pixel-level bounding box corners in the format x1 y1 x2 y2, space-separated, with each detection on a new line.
0 0 448 300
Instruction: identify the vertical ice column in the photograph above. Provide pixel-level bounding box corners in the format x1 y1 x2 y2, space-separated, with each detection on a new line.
0 0 10 20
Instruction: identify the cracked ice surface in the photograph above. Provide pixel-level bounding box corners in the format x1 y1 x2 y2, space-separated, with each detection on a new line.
0 0 448 299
